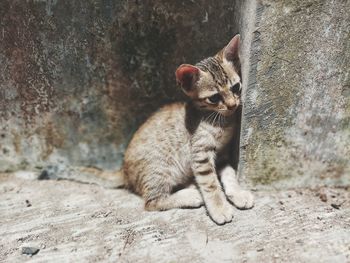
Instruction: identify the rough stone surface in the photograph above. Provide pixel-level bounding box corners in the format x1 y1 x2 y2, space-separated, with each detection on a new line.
1 174 350 262
1 1 349 187
0 0 240 172
239 0 350 188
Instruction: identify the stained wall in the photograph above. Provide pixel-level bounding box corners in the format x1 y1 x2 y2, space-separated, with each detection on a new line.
0 0 240 171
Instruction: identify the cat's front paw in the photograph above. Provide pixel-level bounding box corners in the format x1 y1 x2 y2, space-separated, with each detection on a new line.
207 199 234 225
187 189 204 208
227 190 254 209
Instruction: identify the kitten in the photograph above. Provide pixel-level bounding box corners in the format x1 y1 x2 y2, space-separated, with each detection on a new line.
121 34 254 225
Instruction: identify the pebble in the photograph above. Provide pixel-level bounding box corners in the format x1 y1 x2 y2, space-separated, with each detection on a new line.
25 200 32 207
21 247 40 256
319 193 327 202
331 203 341 210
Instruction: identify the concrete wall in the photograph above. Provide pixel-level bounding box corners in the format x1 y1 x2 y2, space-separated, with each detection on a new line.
239 0 350 188
0 0 240 172
1 0 349 188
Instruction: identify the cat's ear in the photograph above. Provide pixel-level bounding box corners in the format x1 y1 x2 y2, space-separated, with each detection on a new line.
175 64 200 95
223 34 240 62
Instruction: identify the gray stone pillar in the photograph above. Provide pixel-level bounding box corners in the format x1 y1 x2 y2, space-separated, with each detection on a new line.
239 0 350 188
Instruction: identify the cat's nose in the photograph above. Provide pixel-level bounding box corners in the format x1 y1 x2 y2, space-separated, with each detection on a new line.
226 101 236 110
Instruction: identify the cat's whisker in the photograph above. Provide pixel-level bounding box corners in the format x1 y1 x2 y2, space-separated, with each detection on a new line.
219 114 223 128
204 111 216 123
210 112 216 126
213 112 220 126
208 112 216 122
210 112 217 125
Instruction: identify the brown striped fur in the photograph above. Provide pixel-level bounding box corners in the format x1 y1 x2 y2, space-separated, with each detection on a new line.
121 35 254 225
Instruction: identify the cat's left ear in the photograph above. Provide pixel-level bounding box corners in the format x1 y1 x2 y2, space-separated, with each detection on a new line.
175 64 200 96
223 34 240 63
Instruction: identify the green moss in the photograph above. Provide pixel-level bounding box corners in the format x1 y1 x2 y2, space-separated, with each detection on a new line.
250 146 291 185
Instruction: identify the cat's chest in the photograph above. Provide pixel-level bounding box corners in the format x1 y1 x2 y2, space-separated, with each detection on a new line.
215 126 234 148
201 123 234 149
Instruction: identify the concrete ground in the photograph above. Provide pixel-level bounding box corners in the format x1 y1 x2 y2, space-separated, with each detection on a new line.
0 173 349 263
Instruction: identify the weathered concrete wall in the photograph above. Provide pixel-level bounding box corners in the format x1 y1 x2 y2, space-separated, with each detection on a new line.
1 0 349 188
0 0 240 172
239 0 350 188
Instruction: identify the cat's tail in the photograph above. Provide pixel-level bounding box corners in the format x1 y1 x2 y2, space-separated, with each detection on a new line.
38 165 124 189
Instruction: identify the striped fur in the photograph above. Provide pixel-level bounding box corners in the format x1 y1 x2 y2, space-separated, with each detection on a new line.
122 35 254 225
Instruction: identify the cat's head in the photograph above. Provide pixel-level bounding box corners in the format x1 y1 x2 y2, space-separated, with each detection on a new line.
176 34 241 116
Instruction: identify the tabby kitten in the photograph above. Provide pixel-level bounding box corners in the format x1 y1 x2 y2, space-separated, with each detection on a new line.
122 35 254 225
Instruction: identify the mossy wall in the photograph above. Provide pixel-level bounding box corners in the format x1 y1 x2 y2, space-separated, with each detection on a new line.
0 0 240 172
239 0 350 188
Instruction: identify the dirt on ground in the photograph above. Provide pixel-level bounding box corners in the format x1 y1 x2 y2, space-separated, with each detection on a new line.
0 173 349 263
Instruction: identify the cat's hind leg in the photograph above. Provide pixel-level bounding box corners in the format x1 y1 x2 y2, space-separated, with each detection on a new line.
219 165 254 209
145 187 203 211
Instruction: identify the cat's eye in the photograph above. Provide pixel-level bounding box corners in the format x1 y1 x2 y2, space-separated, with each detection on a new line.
206 94 221 104
230 83 241 94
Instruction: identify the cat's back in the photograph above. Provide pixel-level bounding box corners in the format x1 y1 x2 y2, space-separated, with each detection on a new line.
123 102 192 192
142 102 187 132
124 102 189 161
